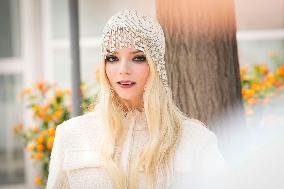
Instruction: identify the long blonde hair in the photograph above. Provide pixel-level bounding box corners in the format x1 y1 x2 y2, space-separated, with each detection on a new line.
97 51 188 189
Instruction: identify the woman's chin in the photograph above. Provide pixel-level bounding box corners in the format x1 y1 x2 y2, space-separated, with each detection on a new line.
115 93 140 102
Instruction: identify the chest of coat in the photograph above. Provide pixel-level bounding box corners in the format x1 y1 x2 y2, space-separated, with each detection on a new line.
62 130 196 189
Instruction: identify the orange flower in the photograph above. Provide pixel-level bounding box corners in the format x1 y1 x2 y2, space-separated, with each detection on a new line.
37 144 45 152
55 89 64 97
32 152 43 160
48 127 56 136
35 105 47 119
43 105 49 112
251 83 262 91
26 143 36 151
37 105 50 120
46 115 53 121
52 109 63 120
47 136 55 150
241 88 246 96
265 73 275 85
41 130 49 137
242 89 255 98
276 66 284 77
36 136 44 145
34 176 42 185
36 81 48 93
273 80 282 88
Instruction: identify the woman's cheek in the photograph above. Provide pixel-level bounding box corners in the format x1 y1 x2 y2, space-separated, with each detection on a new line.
105 65 116 83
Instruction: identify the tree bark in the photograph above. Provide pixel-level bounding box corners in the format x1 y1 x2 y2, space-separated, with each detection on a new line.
156 0 247 159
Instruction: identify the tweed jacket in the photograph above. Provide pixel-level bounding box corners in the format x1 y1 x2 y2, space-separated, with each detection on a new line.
46 104 228 189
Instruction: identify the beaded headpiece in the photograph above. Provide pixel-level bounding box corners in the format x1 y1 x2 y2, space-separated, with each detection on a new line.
101 10 169 90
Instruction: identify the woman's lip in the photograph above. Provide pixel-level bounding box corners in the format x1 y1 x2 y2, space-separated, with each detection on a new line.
117 81 136 84
117 83 136 88
117 80 135 84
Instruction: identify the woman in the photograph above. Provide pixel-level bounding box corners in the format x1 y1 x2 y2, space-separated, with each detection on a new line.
46 10 228 189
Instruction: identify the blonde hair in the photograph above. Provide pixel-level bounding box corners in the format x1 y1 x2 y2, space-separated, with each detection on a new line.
97 51 188 189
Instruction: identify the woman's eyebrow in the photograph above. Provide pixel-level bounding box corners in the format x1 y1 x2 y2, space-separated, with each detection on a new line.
106 49 117 55
132 50 143 54
106 50 143 55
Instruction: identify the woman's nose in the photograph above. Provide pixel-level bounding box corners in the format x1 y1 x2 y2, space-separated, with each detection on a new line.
119 59 131 75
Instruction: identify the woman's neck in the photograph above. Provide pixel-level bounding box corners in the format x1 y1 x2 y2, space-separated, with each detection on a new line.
119 98 144 112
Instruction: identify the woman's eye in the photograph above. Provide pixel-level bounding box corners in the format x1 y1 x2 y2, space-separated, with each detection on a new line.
105 55 118 62
133 55 146 62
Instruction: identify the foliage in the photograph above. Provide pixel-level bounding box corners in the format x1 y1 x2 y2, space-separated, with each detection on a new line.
14 79 100 187
240 51 284 116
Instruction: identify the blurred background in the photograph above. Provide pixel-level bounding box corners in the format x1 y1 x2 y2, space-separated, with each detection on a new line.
0 0 284 189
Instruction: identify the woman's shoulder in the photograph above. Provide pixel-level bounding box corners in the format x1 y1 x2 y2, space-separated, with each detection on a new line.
57 103 102 130
177 118 218 154
181 118 216 142
54 105 104 150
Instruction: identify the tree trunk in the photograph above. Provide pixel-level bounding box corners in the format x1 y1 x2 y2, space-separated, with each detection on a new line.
156 0 247 160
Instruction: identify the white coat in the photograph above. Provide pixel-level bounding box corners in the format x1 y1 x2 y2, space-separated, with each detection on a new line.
46 103 229 189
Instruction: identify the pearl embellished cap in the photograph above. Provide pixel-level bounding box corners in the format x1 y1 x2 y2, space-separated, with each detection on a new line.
101 10 169 90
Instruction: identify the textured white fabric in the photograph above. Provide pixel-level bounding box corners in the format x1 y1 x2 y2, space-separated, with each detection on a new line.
46 104 229 189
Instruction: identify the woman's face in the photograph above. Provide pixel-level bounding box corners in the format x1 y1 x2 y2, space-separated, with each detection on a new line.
105 48 150 106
